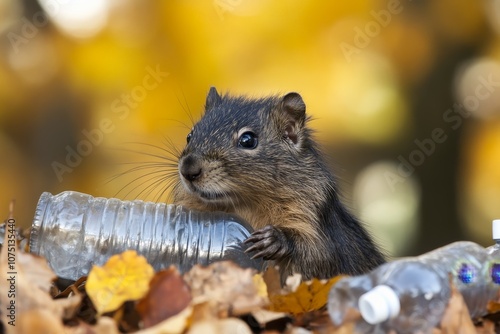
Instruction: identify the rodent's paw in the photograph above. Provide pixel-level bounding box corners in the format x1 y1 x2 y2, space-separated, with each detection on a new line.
244 225 290 261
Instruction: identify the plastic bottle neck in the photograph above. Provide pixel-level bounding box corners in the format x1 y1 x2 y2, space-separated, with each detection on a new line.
359 285 401 324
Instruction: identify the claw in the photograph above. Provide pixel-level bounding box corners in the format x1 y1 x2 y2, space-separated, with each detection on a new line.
252 249 276 260
243 225 289 261
244 235 259 244
245 244 258 253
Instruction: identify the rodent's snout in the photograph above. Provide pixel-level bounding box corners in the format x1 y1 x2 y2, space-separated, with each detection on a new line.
179 154 202 181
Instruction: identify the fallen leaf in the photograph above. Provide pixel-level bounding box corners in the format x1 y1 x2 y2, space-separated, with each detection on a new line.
439 283 476 334
264 266 344 315
187 317 252 334
13 309 65 334
487 300 500 314
251 309 288 327
16 251 56 293
299 309 342 334
190 301 213 323
64 317 121 334
85 250 155 315
254 273 269 299
0 240 79 328
137 267 192 328
474 319 496 334
183 261 267 316
56 276 87 298
57 293 83 320
136 305 193 334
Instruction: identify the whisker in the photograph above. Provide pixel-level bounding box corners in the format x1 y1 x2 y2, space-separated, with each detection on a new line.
111 144 178 161
113 162 178 169
155 118 192 131
175 88 195 126
140 174 177 202
161 136 182 158
103 163 176 186
104 134 183 203
120 170 173 199
113 175 153 198
134 173 172 200
153 179 175 203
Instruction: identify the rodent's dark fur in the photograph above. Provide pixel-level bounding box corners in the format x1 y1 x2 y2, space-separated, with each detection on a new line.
173 87 385 280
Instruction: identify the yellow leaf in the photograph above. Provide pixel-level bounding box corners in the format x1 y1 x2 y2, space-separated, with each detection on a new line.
252 274 268 299
85 250 154 315
267 273 345 315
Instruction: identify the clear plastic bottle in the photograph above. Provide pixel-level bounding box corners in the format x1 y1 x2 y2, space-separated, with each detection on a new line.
424 241 499 318
486 219 500 259
327 275 376 333
29 191 264 280
486 219 500 296
328 241 500 333
330 259 450 334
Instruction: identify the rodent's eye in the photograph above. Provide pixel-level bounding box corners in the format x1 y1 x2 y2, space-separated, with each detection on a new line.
186 132 192 144
238 131 258 149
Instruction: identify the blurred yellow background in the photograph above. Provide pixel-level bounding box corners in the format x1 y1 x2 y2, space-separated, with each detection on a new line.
1 0 499 257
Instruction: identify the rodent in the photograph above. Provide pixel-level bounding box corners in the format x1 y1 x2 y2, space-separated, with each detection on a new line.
173 87 386 280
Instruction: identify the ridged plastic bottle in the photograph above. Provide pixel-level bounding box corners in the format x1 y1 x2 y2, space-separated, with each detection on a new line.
328 241 500 333
424 241 499 318
486 219 500 297
326 275 376 333
328 259 451 333
486 219 500 260
360 260 450 334
29 191 264 280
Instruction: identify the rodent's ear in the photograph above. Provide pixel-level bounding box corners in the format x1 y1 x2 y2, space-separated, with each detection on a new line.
281 92 306 119
280 92 306 145
205 87 222 111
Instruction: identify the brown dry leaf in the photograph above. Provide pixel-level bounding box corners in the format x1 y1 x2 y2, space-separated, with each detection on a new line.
0 240 80 329
58 293 84 321
189 301 213 323
187 317 252 334
183 261 267 316
302 309 357 334
487 300 500 314
251 309 288 327
85 250 155 315
474 320 496 334
262 266 283 293
15 251 56 293
56 276 87 298
136 305 193 334
438 283 476 334
263 266 344 315
137 267 192 328
12 309 65 334
64 317 121 334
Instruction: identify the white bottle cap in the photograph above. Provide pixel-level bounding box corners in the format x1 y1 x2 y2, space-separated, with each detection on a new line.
493 219 500 240
359 285 401 325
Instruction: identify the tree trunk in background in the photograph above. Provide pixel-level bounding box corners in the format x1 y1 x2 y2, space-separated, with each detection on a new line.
406 46 484 255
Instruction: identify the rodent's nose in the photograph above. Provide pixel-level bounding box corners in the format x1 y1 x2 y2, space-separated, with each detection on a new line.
180 155 202 181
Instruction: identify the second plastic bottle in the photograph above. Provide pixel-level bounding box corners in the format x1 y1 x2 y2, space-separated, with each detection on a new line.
328 241 500 333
